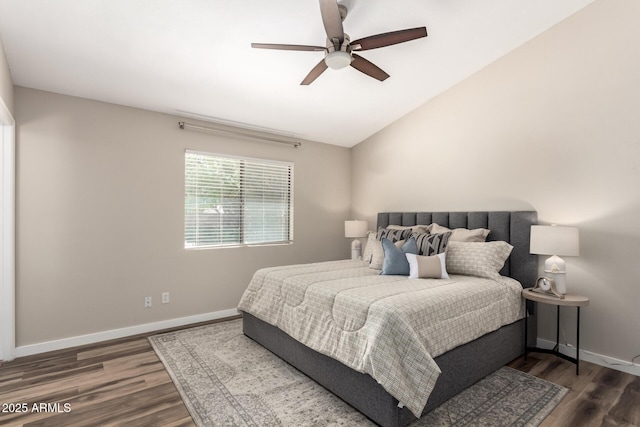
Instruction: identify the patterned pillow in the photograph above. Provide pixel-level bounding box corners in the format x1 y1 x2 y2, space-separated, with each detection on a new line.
386 224 432 234
411 232 452 256
445 241 513 279
380 237 418 276
376 227 412 242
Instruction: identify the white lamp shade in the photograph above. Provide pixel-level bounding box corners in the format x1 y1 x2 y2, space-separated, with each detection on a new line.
344 220 368 238
530 225 579 256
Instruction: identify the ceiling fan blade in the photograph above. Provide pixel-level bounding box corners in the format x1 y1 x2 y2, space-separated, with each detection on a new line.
319 0 344 44
350 54 390 82
351 27 427 51
251 43 326 52
301 59 329 85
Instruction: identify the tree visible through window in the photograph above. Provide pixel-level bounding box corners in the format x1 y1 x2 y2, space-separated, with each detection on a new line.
185 150 293 248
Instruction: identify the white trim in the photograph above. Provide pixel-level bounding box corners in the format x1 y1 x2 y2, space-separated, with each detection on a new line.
536 338 640 377
0 97 15 362
14 308 239 358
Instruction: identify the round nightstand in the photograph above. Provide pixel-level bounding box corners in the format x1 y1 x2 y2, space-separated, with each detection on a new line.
522 288 590 374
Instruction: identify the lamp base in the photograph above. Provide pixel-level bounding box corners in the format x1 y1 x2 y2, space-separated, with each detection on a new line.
351 239 362 260
544 271 567 295
544 255 567 294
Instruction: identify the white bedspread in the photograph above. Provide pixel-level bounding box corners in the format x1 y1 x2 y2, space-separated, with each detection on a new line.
237 259 524 417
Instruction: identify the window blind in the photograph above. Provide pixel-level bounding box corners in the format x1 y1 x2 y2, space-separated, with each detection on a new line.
185 150 293 248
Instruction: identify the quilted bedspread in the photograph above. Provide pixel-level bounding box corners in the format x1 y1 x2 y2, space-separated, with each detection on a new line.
237 259 524 417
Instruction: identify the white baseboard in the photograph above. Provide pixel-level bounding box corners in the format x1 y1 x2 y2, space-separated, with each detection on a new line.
14 316 640 378
14 308 240 358
536 338 640 377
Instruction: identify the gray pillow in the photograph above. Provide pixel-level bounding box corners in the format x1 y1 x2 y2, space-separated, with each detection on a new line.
381 237 418 276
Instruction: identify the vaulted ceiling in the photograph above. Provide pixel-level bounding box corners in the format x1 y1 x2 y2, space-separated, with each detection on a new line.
0 0 595 147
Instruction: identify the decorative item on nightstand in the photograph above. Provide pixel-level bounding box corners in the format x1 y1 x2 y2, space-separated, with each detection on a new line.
532 276 564 299
530 224 580 295
344 220 368 260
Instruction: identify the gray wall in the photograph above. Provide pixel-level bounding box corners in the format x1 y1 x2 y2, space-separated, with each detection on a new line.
352 0 640 363
15 87 351 346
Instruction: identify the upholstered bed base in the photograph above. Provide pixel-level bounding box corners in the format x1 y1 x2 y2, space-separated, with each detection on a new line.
244 312 525 427
242 211 538 427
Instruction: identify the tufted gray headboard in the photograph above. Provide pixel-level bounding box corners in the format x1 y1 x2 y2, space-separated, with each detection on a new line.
377 211 538 288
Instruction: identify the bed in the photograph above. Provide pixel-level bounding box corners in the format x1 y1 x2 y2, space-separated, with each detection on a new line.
238 211 538 427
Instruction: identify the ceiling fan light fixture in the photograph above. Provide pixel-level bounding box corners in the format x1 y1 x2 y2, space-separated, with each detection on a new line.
325 51 352 70
251 1 427 85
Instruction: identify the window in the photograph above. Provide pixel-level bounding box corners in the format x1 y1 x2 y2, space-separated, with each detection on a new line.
185 150 293 248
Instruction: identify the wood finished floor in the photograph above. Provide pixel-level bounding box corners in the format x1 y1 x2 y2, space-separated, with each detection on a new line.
1 318 638 427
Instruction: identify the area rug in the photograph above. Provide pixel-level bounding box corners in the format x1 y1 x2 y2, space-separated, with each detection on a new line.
149 319 567 427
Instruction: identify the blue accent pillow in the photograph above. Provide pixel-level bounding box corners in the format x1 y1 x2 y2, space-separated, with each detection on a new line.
381 237 418 276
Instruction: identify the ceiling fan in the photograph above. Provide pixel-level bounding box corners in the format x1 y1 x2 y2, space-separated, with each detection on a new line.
251 0 427 85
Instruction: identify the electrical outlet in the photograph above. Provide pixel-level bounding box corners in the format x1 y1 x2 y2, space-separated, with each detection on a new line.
144 296 152 308
162 292 170 304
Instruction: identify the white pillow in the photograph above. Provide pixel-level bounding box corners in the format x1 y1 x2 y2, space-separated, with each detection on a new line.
406 253 449 279
362 231 376 263
430 223 490 242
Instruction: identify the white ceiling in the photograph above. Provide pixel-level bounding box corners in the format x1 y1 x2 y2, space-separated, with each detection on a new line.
0 0 594 147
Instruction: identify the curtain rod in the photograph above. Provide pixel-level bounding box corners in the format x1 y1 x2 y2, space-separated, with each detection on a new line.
178 121 301 148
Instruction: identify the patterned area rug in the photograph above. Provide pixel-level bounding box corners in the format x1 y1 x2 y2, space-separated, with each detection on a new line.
149 319 567 427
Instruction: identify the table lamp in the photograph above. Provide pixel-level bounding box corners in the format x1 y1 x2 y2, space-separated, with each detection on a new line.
530 225 580 295
345 220 368 260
